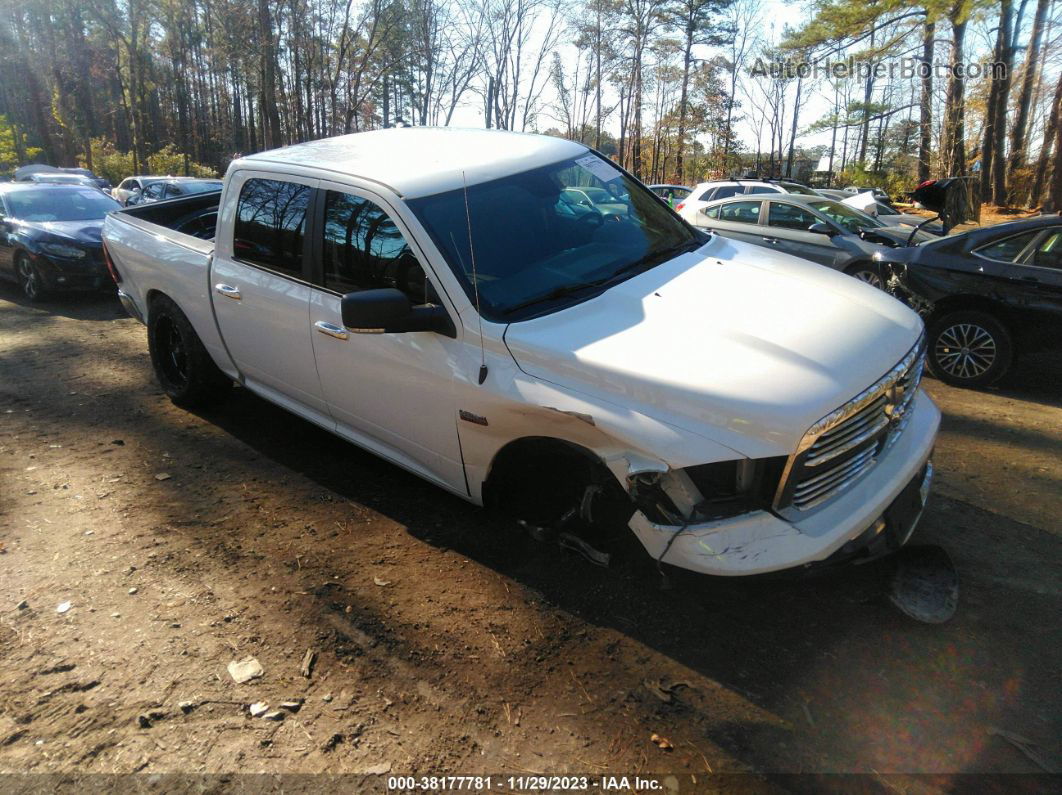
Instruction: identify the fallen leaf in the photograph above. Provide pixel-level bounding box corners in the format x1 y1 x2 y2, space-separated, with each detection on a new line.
650 732 674 751
373 576 391 587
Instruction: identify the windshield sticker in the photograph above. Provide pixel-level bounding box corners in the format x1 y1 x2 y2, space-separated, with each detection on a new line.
575 154 622 183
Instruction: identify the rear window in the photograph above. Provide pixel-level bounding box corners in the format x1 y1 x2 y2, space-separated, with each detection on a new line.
233 178 312 279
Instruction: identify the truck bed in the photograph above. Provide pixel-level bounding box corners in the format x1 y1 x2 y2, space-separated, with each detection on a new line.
103 190 236 378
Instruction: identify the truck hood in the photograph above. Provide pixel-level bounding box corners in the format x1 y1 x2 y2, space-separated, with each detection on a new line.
503 235 923 459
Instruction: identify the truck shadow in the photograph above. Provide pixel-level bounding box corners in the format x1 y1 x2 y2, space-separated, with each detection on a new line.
194 385 1061 774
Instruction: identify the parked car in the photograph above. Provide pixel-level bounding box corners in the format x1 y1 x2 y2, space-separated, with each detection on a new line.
674 178 822 224
60 167 112 193
113 175 167 206
692 193 935 287
559 185 629 219
877 215 1062 387
819 189 945 236
843 185 893 205
28 173 103 191
128 177 222 206
0 183 121 300
647 184 692 206
103 128 938 579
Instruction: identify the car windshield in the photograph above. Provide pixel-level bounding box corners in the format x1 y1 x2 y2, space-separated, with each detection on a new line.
808 200 883 233
177 180 221 195
780 182 818 196
408 154 701 321
6 188 120 221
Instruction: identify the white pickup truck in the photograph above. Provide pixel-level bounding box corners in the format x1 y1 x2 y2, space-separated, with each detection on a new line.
102 128 939 576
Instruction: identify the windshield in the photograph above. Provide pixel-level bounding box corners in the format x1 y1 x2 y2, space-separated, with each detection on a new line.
6 188 120 221
808 200 883 233
178 180 222 195
781 182 819 196
408 154 701 321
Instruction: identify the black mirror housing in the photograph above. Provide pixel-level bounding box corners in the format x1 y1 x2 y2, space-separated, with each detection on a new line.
341 288 456 338
808 222 835 235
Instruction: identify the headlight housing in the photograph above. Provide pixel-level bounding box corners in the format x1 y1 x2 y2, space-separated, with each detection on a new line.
629 456 787 525
40 242 87 259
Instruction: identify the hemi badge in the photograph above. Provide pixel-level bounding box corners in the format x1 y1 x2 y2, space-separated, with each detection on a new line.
459 410 488 426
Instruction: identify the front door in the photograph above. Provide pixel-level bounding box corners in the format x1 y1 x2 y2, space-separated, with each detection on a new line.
307 183 467 495
764 201 841 266
210 172 332 424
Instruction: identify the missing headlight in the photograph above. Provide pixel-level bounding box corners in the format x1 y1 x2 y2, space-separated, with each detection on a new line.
630 457 786 525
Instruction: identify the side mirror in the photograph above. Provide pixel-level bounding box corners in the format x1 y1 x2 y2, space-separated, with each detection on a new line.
808 222 835 235
341 288 455 338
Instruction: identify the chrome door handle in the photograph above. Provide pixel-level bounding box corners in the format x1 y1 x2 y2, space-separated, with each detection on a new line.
215 283 241 300
314 320 349 340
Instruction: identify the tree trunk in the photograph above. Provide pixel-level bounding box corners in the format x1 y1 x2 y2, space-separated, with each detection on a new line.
675 21 693 184
1007 0 1049 178
1031 70 1062 209
786 75 803 177
258 0 283 149
980 0 1011 196
941 7 967 176
918 17 934 182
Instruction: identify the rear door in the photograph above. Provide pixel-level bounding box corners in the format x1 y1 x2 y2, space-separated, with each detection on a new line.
699 199 764 244
1003 228 1062 347
210 172 332 425
306 182 467 494
764 201 843 266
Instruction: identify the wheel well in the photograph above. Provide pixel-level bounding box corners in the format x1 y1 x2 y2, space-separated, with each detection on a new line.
482 437 627 522
928 295 1010 330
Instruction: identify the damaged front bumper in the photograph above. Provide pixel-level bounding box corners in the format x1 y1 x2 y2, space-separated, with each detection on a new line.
627 390 940 576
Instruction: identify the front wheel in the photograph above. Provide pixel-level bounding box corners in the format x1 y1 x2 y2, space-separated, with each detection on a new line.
16 255 47 302
926 310 1013 388
148 295 232 408
846 262 884 290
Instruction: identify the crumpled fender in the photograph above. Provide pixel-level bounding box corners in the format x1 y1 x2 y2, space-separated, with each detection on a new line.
454 347 747 505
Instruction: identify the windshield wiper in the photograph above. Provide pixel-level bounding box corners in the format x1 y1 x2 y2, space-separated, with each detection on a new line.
503 237 702 317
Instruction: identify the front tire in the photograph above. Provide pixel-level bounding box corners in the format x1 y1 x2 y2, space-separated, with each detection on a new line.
926 310 1013 388
846 262 884 290
16 255 47 302
148 295 232 408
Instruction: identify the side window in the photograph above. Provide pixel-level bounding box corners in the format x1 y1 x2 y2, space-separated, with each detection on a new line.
710 185 741 200
1030 230 1062 270
233 178 311 279
748 186 778 194
718 200 762 225
975 230 1039 263
143 183 165 200
165 184 183 198
321 190 434 305
767 202 820 231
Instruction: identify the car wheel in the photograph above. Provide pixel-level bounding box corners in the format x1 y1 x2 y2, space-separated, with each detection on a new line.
148 295 232 408
926 310 1013 388
16 254 47 302
846 262 884 289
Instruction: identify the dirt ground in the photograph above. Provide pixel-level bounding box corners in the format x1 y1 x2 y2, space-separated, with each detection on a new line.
0 285 1059 786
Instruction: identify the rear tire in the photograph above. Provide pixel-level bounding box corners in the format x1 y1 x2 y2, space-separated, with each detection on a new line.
926 309 1012 388
16 254 48 303
148 295 232 408
846 261 884 289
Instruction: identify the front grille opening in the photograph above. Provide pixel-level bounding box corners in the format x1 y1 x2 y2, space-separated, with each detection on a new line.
776 336 926 514
685 456 786 521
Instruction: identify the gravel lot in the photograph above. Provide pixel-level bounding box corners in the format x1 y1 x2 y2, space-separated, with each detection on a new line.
0 287 1059 781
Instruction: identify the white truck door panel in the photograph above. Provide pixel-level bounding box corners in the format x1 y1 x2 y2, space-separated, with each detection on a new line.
308 184 466 495
211 172 331 420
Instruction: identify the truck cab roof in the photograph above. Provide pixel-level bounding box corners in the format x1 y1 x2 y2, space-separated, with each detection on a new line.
237 128 589 199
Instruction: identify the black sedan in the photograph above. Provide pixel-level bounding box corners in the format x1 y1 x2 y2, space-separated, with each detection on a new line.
0 183 121 301
877 215 1062 387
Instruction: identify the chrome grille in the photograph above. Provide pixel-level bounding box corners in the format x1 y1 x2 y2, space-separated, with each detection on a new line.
775 335 926 514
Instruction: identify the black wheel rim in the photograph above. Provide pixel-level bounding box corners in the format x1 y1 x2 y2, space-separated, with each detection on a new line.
156 316 189 388
935 323 996 380
18 259 38 299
